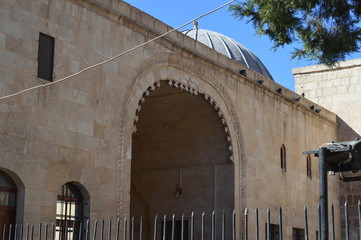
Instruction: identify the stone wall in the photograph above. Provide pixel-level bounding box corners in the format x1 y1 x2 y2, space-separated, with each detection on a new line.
0 0 340 238
0 0 127 222
236 79 339 239
294 59 361 139
294 60 361 239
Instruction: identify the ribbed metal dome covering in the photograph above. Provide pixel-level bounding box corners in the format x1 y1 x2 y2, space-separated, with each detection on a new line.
183 28 274 80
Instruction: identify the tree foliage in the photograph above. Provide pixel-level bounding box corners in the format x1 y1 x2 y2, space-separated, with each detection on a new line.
229 0 361 65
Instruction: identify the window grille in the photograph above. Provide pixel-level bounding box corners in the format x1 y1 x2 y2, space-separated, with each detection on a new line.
266 223 280 240
56 182 83 240
292 227 305 240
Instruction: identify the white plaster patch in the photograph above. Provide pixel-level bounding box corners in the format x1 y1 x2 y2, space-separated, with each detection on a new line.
126 146 132 160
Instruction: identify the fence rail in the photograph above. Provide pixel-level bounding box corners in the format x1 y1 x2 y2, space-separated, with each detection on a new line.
2 201 361 240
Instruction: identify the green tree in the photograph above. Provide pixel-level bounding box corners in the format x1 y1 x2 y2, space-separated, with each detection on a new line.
229 0 361 65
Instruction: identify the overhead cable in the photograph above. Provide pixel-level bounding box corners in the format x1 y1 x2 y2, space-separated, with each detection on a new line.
0 0 235 101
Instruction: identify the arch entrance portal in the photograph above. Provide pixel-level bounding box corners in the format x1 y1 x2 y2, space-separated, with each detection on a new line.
130 81 234 239
0 171 17 239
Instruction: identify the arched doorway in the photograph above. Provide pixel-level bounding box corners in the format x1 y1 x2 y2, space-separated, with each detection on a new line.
56 182 89 240
0 171 17 238
130 81 234 239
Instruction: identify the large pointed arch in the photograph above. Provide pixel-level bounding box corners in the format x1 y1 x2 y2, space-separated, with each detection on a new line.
118 53 247 219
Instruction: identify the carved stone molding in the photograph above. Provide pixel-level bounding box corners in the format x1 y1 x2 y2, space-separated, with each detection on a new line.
132 79 234 159
118 53 247 217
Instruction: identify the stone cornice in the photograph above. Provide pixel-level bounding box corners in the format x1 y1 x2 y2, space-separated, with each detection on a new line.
74 0 336 128
293 58 361 75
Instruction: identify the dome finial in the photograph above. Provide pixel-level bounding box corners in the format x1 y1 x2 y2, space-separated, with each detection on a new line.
193 20 198 29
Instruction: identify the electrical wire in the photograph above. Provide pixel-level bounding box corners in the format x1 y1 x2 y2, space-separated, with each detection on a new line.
0 0 235 101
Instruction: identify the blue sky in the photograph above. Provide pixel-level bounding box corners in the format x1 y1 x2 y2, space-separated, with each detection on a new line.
123 0 361 91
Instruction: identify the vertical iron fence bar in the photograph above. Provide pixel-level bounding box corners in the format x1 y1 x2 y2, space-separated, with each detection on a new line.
69 222 72 240
18 224 22 240
31 224 34 240
123 218 127 240
222 210 225 240
72 221 75 240
304 206 308 240
201 212 205 240
331 204 335 240
139 217 142 240
359 200 361 240
85 220 90 240
26 224 29 240
45 223 48 240
28 224 31 240
244 208 248 240
152 216 156 240
345 201 349 240
131 217 134 240
65 222 68 240
20 224 24 240
58 222 61 240
93 220 98 240
14 224 18 240
79 222 83 240
20 224 23 240
267 209 270 240
232 210 236 240
51 223 55 240
38 224 41 240
279 207 283 240
58 221 63 240
108 219 112 240
181 214 184 240
162 215 166 240
8 225 12 240
190 212 194 240
171 214 175 240
116 218 120 240
211 211 215 240
3 225 7 240
255 209 259 240
101 219 104 240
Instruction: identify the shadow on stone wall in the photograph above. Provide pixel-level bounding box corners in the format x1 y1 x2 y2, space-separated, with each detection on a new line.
337 116 361 142
337 116 361 239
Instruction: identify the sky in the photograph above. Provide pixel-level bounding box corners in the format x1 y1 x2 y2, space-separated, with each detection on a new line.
123 0 361 91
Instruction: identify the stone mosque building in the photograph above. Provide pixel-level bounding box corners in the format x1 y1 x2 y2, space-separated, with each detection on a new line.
0 0 360 239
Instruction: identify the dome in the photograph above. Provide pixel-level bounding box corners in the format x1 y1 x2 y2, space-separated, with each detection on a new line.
183 27 274 80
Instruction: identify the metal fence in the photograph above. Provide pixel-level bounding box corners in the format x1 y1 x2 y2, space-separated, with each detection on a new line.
1 201 361 240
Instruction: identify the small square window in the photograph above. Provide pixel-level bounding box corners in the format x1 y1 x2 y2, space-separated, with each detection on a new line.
265 223 280 240
37 32 54 81
292 228 305 240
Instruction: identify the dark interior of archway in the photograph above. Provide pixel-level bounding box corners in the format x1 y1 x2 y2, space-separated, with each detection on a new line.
131 83 234 239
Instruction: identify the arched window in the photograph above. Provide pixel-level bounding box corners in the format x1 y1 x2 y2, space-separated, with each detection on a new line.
280 145 286 171
307 154 312 179
56 182 84 240
0 171 17 239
